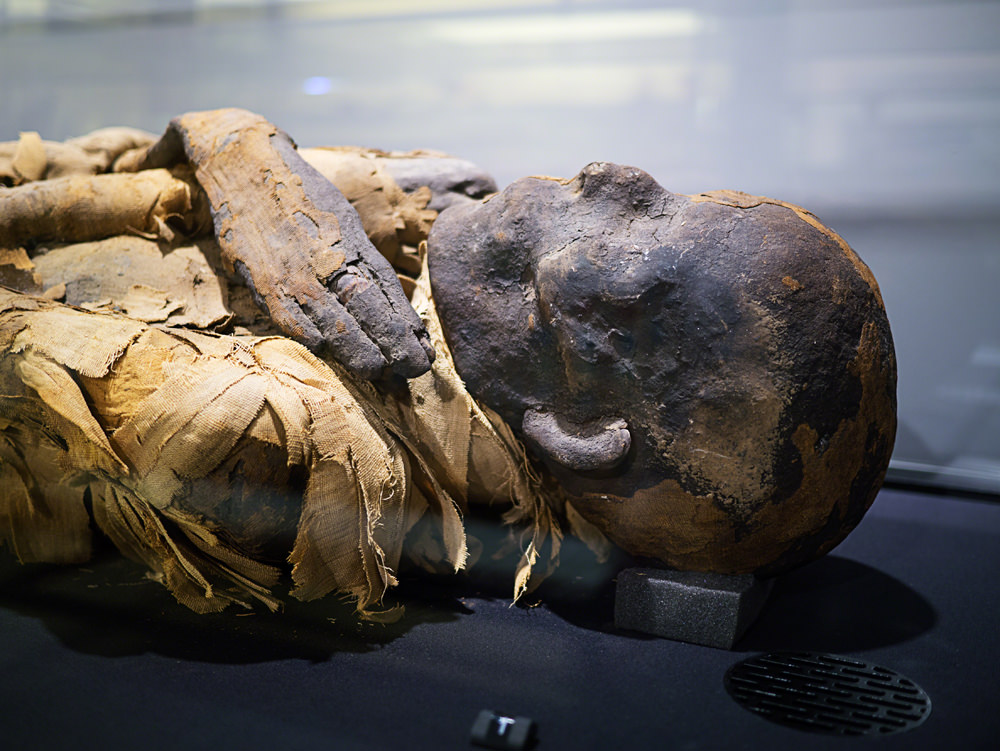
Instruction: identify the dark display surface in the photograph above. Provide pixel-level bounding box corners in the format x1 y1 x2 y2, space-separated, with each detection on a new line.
1 487 997 750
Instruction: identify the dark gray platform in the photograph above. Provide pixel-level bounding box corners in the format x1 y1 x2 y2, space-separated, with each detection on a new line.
614 568 774 649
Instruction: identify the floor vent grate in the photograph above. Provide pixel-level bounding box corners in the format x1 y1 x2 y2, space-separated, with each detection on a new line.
725 652 931 736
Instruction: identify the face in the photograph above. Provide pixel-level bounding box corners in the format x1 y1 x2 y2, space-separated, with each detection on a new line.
428 163 895 575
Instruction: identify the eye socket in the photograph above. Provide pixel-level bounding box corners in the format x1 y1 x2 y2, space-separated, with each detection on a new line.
609 328 635 358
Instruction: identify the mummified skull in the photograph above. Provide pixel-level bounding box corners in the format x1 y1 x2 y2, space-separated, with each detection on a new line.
428 162 896 576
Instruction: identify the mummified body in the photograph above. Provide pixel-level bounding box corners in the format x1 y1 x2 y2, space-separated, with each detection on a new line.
0 111 562 618
0 109 896 617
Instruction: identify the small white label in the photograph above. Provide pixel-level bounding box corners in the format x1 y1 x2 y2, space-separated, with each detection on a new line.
495 716 516 735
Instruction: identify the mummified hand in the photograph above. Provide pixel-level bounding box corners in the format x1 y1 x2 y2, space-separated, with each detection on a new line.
139 108 434 379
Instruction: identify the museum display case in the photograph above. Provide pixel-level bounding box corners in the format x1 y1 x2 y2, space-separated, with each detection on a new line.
1 2 997 749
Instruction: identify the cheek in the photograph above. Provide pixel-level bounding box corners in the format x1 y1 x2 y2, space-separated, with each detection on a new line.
567 478 788 574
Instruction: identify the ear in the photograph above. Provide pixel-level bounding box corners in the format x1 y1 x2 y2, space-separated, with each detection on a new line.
521 408 631 473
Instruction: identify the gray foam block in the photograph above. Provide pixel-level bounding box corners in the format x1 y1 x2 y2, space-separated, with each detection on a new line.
614 568 774 649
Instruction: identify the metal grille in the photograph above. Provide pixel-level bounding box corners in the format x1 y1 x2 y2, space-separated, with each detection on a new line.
725 652 931 736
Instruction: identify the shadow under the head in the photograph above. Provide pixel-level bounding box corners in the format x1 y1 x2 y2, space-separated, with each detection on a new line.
527 549 938 651
736 555 937 653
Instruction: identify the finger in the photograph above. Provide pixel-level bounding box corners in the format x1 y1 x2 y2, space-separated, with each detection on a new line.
234 258 389 379
298 291 390 380
331 265 432 379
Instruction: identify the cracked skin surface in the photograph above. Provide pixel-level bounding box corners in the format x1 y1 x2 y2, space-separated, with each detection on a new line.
428 162 896 576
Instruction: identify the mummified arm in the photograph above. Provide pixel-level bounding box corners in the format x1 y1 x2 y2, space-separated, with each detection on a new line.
136 108 434 379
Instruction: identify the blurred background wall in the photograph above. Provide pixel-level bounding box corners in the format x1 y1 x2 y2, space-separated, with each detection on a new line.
2 0 999 493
